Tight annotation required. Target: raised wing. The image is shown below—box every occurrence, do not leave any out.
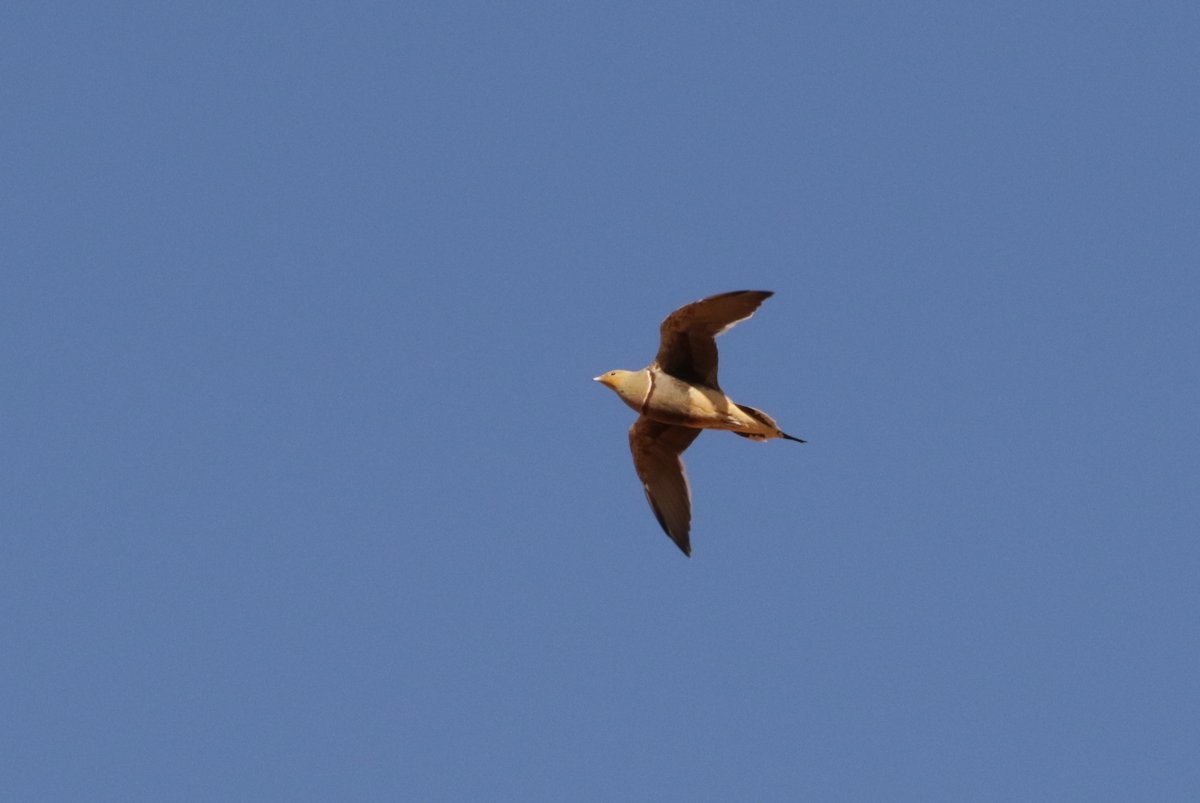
[653,290,773,388]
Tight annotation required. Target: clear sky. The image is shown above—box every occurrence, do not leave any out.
[5,2,1199,800]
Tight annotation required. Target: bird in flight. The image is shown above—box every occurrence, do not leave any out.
[594,290,804,556]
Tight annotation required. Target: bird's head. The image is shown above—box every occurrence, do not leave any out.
[593,369,650,410]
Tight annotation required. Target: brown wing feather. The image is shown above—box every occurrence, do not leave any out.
[628,417,703,556]
[653,290,773,388]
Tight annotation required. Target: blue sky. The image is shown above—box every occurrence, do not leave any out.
[4,2,1199,800]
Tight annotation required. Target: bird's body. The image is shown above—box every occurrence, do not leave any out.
[597,367,791,440]
[594,290,803,556]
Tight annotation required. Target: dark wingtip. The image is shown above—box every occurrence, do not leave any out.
[650,499,692,556]
[782,433,806,443]
[718,289,773,302]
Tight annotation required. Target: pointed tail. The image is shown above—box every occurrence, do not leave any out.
[735,403,806,443]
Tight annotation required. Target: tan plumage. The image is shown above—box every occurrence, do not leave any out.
[594,290,804,556]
